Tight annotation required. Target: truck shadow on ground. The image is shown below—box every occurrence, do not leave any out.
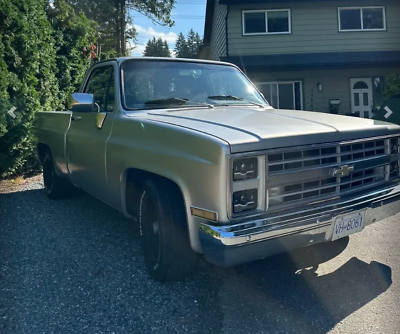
[0,188,392,334]
[208,241,392,333]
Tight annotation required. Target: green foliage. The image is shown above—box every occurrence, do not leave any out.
[129,0,175,27]
[174,32,190,58]
[65,0,176,56]
[383,74,400,100]
[65,0,121,56]
[46,0,97,106]
[0,0,96,177]
[85,66,115,112]
[186,29,202,58]
[163,41,171,56]
[0,0,59,176]
[174,30,203,59]
[143,37,171,57]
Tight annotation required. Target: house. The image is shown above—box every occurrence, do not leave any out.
[200,0,400,117]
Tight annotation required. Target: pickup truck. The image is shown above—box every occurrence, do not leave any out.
[33,57,400,281]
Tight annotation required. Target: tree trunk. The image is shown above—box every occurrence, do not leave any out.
[114,0,121,55]
[120,0,126,56]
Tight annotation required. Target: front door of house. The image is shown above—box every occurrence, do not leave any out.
[350,78,373,118]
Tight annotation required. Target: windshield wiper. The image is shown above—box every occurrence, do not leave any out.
[145,97,189,105]
[144,97,214,108]
[207,95,265,108]
[207,95,243,101]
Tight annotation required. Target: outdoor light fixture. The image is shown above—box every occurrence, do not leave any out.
[317,83,322,91]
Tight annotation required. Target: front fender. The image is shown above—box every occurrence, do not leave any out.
[105,116,230,252]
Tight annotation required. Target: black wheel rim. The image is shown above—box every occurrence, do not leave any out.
[145,200,160,264]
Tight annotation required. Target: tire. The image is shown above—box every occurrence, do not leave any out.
[43,149,74,200]
[139,179,197,281]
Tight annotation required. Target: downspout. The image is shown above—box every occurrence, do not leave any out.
[225,4,230,57]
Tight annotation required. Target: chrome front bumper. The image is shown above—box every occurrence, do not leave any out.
[199,186,400,267]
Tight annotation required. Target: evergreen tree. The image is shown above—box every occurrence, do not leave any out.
[0,0,96,176]
[186,29,197,58]
[163,40,171,57]
[174,32,190,58]
[186,29,203,59]
[65,0,176,57]
[143,37,156,56]
[46,0,97,105]
[155,38,165,56]
[194,32,203,57]
[143,37,171,57]
[0,0,60,176]
[174,30,202,58]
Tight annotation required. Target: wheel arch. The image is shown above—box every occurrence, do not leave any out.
[36,142,50,165]
[123,167,202,254]
[123,168,190,221]
[36,143,66,178]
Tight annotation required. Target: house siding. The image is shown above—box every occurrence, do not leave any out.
[209,0,228,60]
[228,0,400,56]
[248,67,400,113]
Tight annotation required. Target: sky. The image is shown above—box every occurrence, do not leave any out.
[130,0,207,56]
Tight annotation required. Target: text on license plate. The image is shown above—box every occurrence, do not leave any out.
[332,210,366,241]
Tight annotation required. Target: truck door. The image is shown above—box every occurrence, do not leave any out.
[66,62,117,199]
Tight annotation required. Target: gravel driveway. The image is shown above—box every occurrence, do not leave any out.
[1,176,400,334]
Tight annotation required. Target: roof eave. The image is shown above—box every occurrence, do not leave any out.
[221,51,400,71]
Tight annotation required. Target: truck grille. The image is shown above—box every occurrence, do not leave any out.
[267,137,400,210]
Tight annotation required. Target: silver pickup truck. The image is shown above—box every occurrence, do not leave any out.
[33,57,400,281]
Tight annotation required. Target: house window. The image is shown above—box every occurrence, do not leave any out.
[243,9,291,35]
[257,81,303,110]
[338,7,386,31]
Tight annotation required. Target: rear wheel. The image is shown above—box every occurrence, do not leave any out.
[139,179,197,281]
[43,150,74,199]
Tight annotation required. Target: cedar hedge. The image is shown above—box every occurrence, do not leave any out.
[0,0,96,177]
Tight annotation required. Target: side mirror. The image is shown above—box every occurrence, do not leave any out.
[68,93,95,113]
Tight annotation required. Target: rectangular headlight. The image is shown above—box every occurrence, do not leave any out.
[233,189,258,213]
[233,158,258,181]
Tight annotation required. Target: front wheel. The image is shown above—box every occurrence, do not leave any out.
[139,179,197,281]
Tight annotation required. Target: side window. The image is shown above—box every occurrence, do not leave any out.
[84,66,115,112]
[105,75,115,112]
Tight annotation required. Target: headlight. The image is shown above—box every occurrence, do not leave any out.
[233,189,258,213]
[233,158,258,181]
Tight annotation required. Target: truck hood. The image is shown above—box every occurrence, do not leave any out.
[141,107,400,153]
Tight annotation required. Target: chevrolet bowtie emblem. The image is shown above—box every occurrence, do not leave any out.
[333,165,354,177]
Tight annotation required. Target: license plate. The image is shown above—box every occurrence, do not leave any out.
[331,210,366,241]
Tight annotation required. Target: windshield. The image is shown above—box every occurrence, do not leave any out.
[121,60,268,110]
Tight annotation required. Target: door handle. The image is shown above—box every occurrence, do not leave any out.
[71,115,82,121]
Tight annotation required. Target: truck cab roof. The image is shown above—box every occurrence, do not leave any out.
[94,56,234,67]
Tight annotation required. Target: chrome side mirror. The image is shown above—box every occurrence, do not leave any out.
[68,93,95,113]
